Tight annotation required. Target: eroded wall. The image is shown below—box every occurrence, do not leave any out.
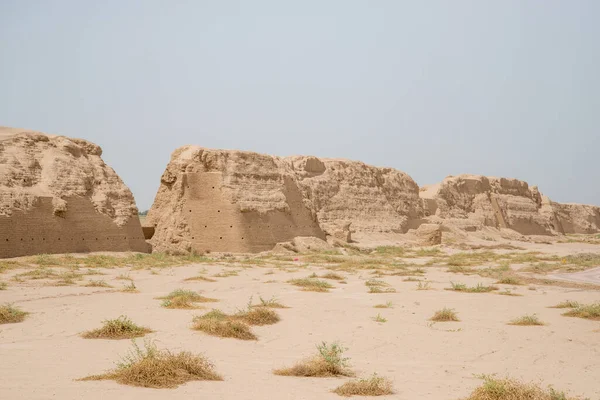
[0,196,148,258]
[183,172,325,253]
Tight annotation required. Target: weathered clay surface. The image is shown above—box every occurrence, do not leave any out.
[147,147,422,253]
[0,126,148,258]
[420,174,600,236]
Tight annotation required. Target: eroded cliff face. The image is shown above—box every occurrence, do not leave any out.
[0,126,148,258]
[420,174,600,236]
[147,147,423,253]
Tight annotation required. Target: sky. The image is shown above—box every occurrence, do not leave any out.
[1,1,598,210]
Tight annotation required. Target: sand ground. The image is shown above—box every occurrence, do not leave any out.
[1,243,599,399]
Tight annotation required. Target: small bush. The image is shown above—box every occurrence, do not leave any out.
[80,340,222,388]
[373,302,393,309]
[417,281,431,290]
[430,308,460,322]
[0,303,28,324]
[496,276,523,285]
[192,310,257,340]
[321,272,345,281]
[121,282,138,293]
[184,275,217,282]
[82,316,152,339]
[253,295,288,309]
[158,289,217,309]
[85,280,112,288]
[562,303,600,320]
[288,278,333,292]
[447,282,498,293]
[274,342,353,377]
[333,374,394,397]
[464,376,577,400]
[508,314,545,326]
[0,282,7,290]
[234,307,280,326]
[550,300,581,309]
[372,314,387,323]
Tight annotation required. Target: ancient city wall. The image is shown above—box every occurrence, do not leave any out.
[0,127,148,258]
[0,196,147,258]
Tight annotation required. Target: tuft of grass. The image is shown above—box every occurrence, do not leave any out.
[414,248,442,257]
[192,310,257,340]
[80,340,222,388]
[446,282,498,293]
[0,303,28,324]
[508,314,545,326]
[497,289,522,297]
[288,278,334,292]
[332,374,394,397]
[273,342,354,377]
[81,316,153,339]
[417,281,432,290]
[368,286,396,293]
[430,308,460,322]
[321,272,346,281]
[374,246,409,257]
[447,265,476,274]
[550,300,581,309]
[253,295,289,309]
[464,375,578,400]
[184,275,217,282]
[116,273,132,281]
[121,282,138,293]
[403,277,421,282]
[496,276,523,285]
[213,270,239,278]
[234,307,280,326]
[0,282,7,290]
[562,303,600,320]
[373,302,393,309]
[158,289,218,309]
[372,314,387,323]
[85,280,112,288]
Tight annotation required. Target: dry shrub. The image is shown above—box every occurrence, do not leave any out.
[288,278,333,292]
[184,275,217,282]
[0,303,28,324]
[80,340,222,388]
[496,276,523,285]
[550,300,581,309]
[447,282,498,293]
[85,280,112,288]
[333,374,394,397]
[464,376,578,400]
[234,307,280,326]
[374,302,393,309]
[252,295,289,309]
[508,314,545,326]
[430,308,460,322]
[274,342,354,377]
[562,303,600,320]
[0,282,7,290]
[82,316,152,339]
[192,310,257,340]
[158,289,218,309]
[321,272,345,281]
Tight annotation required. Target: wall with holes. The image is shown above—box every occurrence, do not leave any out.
[0,196,149,258]
[183,172,325,253]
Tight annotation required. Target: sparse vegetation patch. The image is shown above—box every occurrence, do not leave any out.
[508,314,545,326]
[192,310,257,340]
[464,375,578,400]
[333,374,394,397]
[288,277,334,292]
[158,289,218,309]
[0,303,28,324]
[562,303,600,320]
[274,342,354,377]
[446,282,498,293]
[80,340,222,388]
[430,308,460,322]
[81,316,152,339]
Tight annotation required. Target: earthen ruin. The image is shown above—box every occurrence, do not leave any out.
[146,146,600,254]
[0,127,148,258]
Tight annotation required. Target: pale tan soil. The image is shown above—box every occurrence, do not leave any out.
[1,243,599,399]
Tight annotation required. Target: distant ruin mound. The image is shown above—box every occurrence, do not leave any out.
[420,174,600,235]
[0,126,149,258]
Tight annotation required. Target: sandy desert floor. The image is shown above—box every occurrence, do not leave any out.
[1,241,599,400]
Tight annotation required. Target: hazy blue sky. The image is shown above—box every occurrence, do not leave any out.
[1,1,598,210]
